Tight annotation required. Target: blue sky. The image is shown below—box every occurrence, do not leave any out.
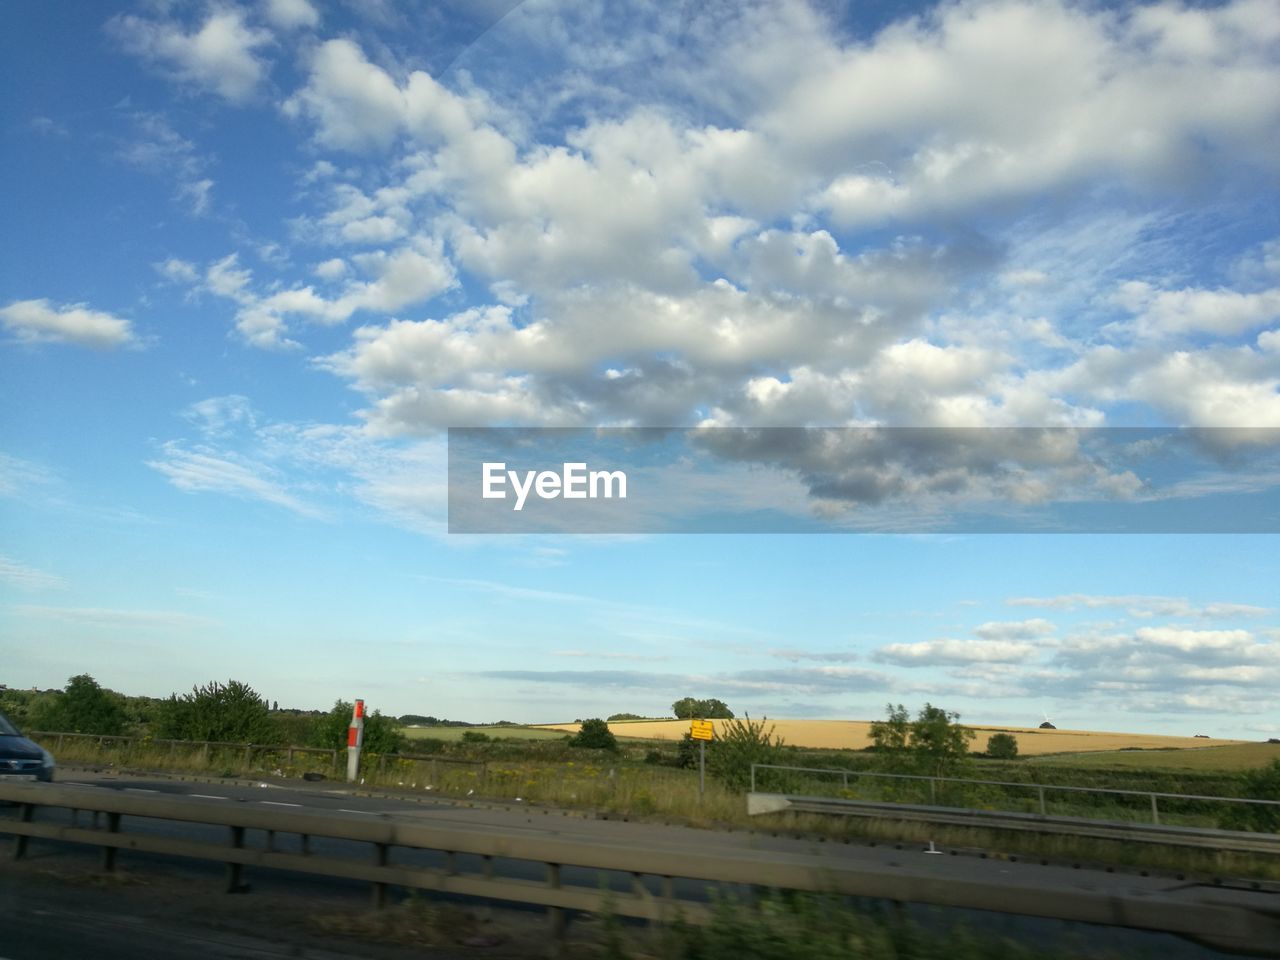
[2,0,1279,737]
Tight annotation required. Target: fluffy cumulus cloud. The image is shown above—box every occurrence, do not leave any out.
[134,0,1280,522]
[253,0,1280,445]
[0,299,137,349]
[868,610,1280,713]
[108,8,273,102]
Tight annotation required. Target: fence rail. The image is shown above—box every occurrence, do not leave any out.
[4,782,1280,954]
[750,762,1280,826]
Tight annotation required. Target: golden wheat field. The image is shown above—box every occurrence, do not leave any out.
[531,719,1249,756]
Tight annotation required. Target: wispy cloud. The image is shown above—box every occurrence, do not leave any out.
[1007,594,1272,619]
[10,605,217,629]
[147,441,326,519]
[0,556,67,592]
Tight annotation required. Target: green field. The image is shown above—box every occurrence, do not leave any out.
[1028,741,1280,771]
[402,725,569,742]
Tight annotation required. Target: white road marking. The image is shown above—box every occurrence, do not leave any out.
[61,781,94,787]
[338,808,375,815]
[124,787,158,793]
[260,801,301,808]
[191,794,228,800]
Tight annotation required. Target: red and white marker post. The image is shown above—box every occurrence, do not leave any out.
[346,699,365,782]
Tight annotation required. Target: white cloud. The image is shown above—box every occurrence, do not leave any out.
[1007,594,1272,618]
[873,637,1039,665]
[0,556,67,592]
[1115,280,1280,337]
[313,258,348,280]
[108,9,272,103]
[973,618,1056,641]
[117,113,216,216]
[0,299,137,349]
[155,258,199,283]
[147,441,324,518]
[282,39,410,151]
[11,605,215,629]
[262,0,319,31]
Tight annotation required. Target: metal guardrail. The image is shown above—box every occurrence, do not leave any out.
[747,793,1280,855]
[3,782,1280,954]
[750,762,1280,825]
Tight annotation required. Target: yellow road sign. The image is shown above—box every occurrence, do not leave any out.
[690,719,714,741]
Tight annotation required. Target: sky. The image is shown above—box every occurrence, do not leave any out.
[2,0,1279,738]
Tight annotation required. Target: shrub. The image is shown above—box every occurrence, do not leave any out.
[676,731,698,769]
[461,730,492,743]
[27,674,127,736]
[570,718,618,751]
[708,715,784,791]
[307,700,406,755]
[153,680,277,744]
[987,732,1019,760]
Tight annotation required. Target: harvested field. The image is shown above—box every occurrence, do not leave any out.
[530,719,1249,756]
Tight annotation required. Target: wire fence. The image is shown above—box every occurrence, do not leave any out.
[749,762,1280,829]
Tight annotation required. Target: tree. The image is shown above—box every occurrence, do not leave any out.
[153,680,278,744]
[671,697,734,719]
[868,702,975,777]
[307,701,405,755]
[910,703,976,778]
[987,732,1019,760]
[27,674,127,736]
[868,703,912,772]
[570,718,618,750]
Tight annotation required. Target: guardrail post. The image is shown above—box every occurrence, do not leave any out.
[102,812,121,872]
[226,826,246,893]
[750,764,756,793]
[11,803,34,860]
[929,779,937,805]
[842,771,849,791]
[547,862,566,951]
[371,842,388,908]
[377,754,386,779]
[1151,794,1160,825]
[1037,786,1047,815]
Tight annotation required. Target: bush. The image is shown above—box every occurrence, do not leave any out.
[461,730,491,743]
[153,680,277,744]
[708,715,784,791]
[307,700,406,755]
[677,732,698,769]
[570,718,618,751]
[987,732,1019,760]
[26,674,127,736]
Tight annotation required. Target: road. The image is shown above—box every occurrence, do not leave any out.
[2,768,1276,959]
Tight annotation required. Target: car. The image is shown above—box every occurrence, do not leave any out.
[0,711,55,782]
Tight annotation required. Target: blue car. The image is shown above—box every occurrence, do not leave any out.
[0,711,54,782]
